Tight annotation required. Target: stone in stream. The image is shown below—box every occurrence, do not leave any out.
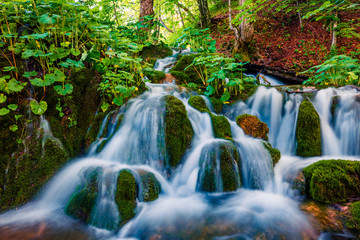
[235,114,269,141]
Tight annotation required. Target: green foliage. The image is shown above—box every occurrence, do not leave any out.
[296,100,322,157]
[301,55,360,87]
[347,201,360,231]
[164,95,194,167]
[174,27,216,53]
[30,101,48,115]
[303,160,360,203]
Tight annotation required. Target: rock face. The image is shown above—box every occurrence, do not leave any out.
[164,95,194,167]
[66,168,100,223]
[303,160,360,203]
[197,142,241,192]
[235,114,269,140]
[296,99,322,157]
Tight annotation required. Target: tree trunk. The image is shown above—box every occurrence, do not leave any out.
[177,4,185,27]
[139,0,154,21]
[331,12,338,49]
[196,0,211,28]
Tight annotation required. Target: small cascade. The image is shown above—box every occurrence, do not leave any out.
[153,50,178,73]
[39,116,64,155]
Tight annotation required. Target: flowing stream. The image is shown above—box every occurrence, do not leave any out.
[1,53,360,239]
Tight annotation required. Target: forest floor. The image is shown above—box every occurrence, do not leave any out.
[209,7,360,75]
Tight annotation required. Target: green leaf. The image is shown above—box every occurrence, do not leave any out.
[30,101,48,115]
[101,102,109,112]
[113,96,123,106]
[9,124,18,132]
[220,91,231,102]
[7,104,17,111]
[30,77,52,87]
[70,48,81,57]
[15,114,22,121]
[23,71,38,78]
[3,66,17,72]
[0,108,10,116]
[38,13,56,24]
[54,84,73,95]
[0,94,7,103]
[8,79,26,93]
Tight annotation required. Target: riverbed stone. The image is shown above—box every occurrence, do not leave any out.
[188,95,210,113]
[210,115,232,140]
[263,142,281,166]
[295,99,322,157]
[138,171,161,202]
[236,114,269,140]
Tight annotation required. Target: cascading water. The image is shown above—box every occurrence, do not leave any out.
[2,52,360,239]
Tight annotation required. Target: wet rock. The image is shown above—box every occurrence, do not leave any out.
[188,95,210,113]
[65,168,101,223]
[140,44,173,66]
[210,97,223,114]
[303,160,360,203]
[197,141,241,192]
[163,95,194,167]
[263,142,281,166]
[138,170,161,202]
[115,169,137,225]
[236,114,269,140]
[296,99,321,157]
[145,70,166,83]
[210,115,232,140]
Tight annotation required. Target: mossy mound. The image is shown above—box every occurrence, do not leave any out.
[138,171,161,202]
[197,142,241,192]
[115,169,137,225]
[303,160,360,203]
[188,95,210,113]
[295,100,322,157]
[210,115,232,140]
[210,97,223,114]
[263,142,281,166]
[236,114,269,140]
[347,201,360,232]
[65,168,100,223]
[163,95,194,167]
[140,44,173,66]
[145,70,166,83]
[170,54,203,85]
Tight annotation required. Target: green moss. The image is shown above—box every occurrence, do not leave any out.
[115,169,137,225]
[169,70,190,84]
[170,54,203,85]
[138,171,161,202]
[236,114,269,140]
[347,201,360,232]
[296,100,322,157]
[188,96,210,113]
[210,97,223,114]
[65,168,100,223]
[140,44,173,65]
[198,142,241,192]
[145,70,166,83]
[263,142,281,166]
[164,95,194,167]
[303,160,360,203]
[210,114,232,140]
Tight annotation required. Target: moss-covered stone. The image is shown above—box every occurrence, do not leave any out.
[347,201,360,232]
[210,97,223,114]
[145,70,166,83]
[164,95,194,167]
[263,142,281,166]
[210,115,232,140]
[138,171,161,202]
[236,114,269,140]
[115,169,137,225]
[188,95,210,113]
[330,95,339,118]
[140,44,173,66]
[295,100,322,157]
[303,160,360,203]
[170,54,203,85]
[197,142,241,192]
[65,168,100,223]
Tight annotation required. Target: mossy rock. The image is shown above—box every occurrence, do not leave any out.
[140,44,173,65]
[263,142,281,166]
[138,171,161,202]
[210,114,232,140]
[347,201,360,232]
[188,95,210,113]
[303,160,360,203]
[330,95,339,118]
[163,95,194,167]
[115,169,137,225]
[210,97,223,114]
[65,168,101,223]
[145,70,166,83]
[170,54,203,85]
[236,114,269,140]
[296,100,322,157]
[197,142,241,192]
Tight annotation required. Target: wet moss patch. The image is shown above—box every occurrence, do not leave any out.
[210,115,232,140]
[303,160,360,203]
[263,142,281,166]
[296,99,322,157]
[188,96,210,113]
[170,54,203,85]
[138,171,161,202]
[145,70,166,83]
[164,95,194,168]
[210,97,223,114]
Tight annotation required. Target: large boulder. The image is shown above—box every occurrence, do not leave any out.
[296,100,322,157]
[210,115,232,140]
[236,114,269,140]
[197,141,241,192]
[164,95,194,167]
[303,160,360,203]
